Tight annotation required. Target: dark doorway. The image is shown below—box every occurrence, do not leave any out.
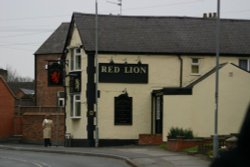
[152,94,163,134]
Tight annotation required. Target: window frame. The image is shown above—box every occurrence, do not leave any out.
[58,98,65,107]
[57,91,65,107]
[239,58,250,71]
[70,47,82,72]
[70,94,81,119]
[191,58,200,75]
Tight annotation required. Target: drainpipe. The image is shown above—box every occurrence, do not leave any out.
[151,92,154,134]
[178,55,183,87]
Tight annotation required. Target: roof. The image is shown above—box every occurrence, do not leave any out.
[20,88,35,95]
[0,76,16,98]
[153,63,249,95]
[186,63,227,88]
[7,82,34,95]
[185,63,250,87]
[72,12,250,55]
[35,23,70,55]
[152,87,192,96]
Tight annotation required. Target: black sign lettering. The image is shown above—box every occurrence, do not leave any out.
[99,63,148,83]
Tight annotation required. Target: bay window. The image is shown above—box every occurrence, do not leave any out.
[70,47,81,71]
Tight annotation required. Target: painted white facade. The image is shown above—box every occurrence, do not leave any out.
[64,22,250,144]
[65,25,88,139]
[163,64,250,141]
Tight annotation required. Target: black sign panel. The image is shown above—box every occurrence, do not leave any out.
[69,72,81,93]
[48,63,63,86]
[115,93,132,125]
[99,63,148,83]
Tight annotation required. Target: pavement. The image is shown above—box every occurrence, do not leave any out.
[0,143,211,167]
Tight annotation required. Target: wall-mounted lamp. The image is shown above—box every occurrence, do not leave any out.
[110,56,115,64]
[137,56,142,64]
[64,49,69,54]
[57,58,61,64]
[123,58,128,64]
[122,88,127,94]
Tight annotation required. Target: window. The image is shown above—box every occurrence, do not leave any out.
[70,48,81,71]
[239,59,250,71]
[58,98,65,107]
[191,58,200,74]
[70,94,81,118]
[57,91,65,107]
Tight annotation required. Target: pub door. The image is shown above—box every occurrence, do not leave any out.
[152,95,163,134]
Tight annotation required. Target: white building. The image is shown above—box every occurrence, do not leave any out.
[63,13,250,146]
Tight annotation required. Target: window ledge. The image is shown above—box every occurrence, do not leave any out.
[190,73,201,76]
[69,70,82,72]
[70,116,81,119]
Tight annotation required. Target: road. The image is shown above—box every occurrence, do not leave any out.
[0,149,130,167]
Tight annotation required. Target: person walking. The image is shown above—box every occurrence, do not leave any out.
[42,114,54,147]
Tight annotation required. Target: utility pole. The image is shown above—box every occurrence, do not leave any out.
[95,0,99,148]
[214,0,220,158]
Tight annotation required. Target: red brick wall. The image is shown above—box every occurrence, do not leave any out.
[0,79,15,139]
[167,139,204,152]
[139,134,163,145]
[13,116,22,135]
[35,54,64,107]
[22,111,65,145]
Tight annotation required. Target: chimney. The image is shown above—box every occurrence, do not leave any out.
[209,13,213,18]
[203,13,208,18]
[203,12,217,19]
[0,69,8,81]
[213,12,217,18]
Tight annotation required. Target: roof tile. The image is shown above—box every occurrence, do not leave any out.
[73,12,250,55]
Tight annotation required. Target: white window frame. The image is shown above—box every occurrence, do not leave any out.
[191,58,200,75]
[70,94,81,119]
[239,58,250,71]
[57,91,65,107]
[58,98,65,107]
[70,47,81,71]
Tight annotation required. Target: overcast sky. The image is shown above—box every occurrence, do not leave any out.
[1,0,250,79]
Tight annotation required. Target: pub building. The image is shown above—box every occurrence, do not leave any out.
[62,12,250,146]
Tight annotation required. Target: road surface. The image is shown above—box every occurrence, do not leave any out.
[0,149,130,167]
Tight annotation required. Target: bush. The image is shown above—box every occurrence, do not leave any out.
[168,127,194,139]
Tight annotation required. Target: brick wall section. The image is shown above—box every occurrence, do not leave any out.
[139,134,163,145]
[0,78,15,140]
[22,111,65,145]
[35,54,64,106]
[13,116,22,135]
[167,139,204,152]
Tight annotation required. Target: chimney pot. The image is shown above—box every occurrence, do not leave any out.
[213,12,217,18]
